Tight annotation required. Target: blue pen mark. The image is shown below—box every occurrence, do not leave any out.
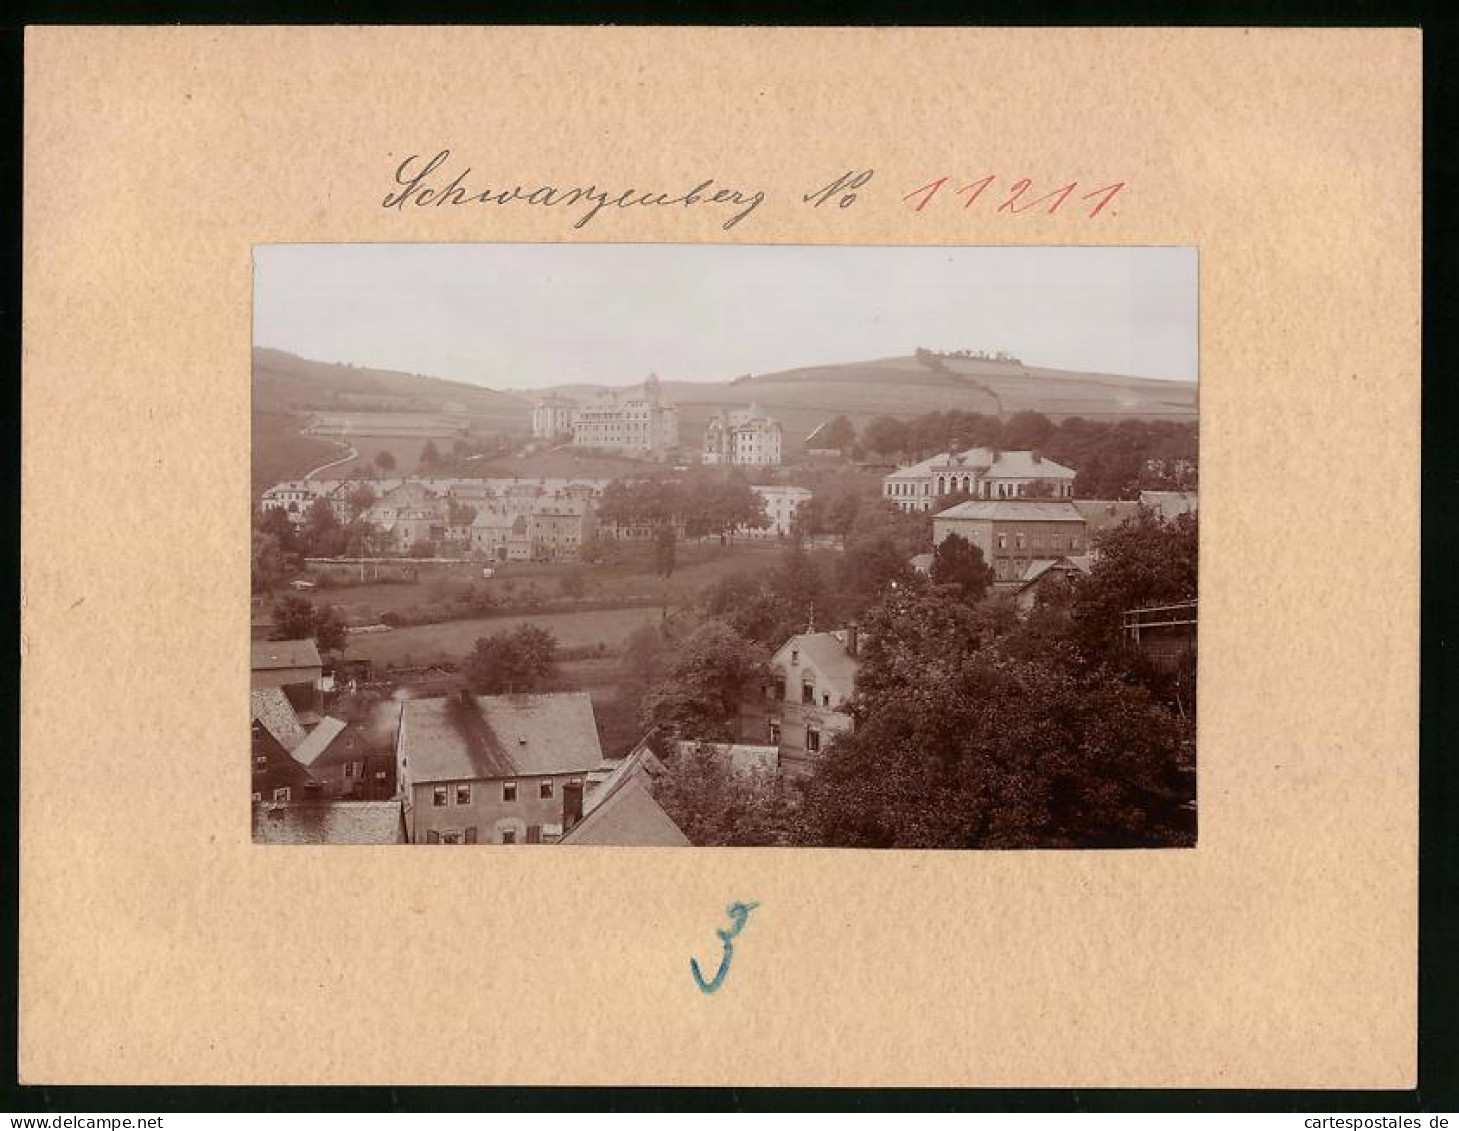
[690,901,760,994]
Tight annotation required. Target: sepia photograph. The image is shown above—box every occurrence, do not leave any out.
[251,243,1198,849]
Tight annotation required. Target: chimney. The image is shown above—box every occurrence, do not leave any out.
[845,624,859,657]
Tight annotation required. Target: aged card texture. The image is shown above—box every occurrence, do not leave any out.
[20,26,1420,1086]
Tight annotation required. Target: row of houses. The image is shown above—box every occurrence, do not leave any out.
[250,643,691,846]
[263,473,817,554]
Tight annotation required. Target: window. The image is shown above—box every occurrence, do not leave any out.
[822,692,831,707]
[802,682,815,704]
[806,727,822,754]
[253,754,267,772]
[251,792,262,802]
[344,761,357,779]
[768,720,781,743]
[502,782,517,802]
[781,678,790,700]
[433,786,448,807]
[527,825,542,844]
[790,649,799,665]
[997,533,1008,549]
[273,787,291,802]
[456,783,471,805]
[426,830,440,844]
[540,781,554,800]
[464,827,478,844]
[501,830,518,845]
[1015,532,1026,550]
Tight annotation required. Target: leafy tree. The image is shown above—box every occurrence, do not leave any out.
[464,624,560,694]
[270,594,346,653]
[793,647,1194,849]
[407,538,435,558]
[862,415,910,460]
[929,533,995,604]
[817,415,856,451]
[1000,410,1055,451]
[446,498,478,526]
[347,484,377,518]
[271,594,318,641]
[654,743,798,847]
[312,605,347,654]
[654,524,677,578]
[251,529,290,594]
[836,531,917,612]
[1069,510,1198,657]
[642,621,770,739]
[374,449,396,472]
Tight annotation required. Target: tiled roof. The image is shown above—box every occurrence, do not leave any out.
[291,716,348,768]
[884,453,949,480]
[935,500,1086,523]
[252,801,405,845]
[310,719,386,769]
[1139,490,1199,519]
[250,688,306,753]
[1018,556,1093,586]
[399,691,603,784]
[1074,500,1144,532]
[985,451,1076,479]
[562,751,689,847]
[674,741,778,775]
[774,631,860,699]
[251,638,322,671]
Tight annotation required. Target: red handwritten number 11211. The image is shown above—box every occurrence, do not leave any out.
[903,176,1125,218]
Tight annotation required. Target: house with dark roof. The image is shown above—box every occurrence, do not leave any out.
[933,499,1089,583]
[395,690,605,844]
[251,717,314,803]
[560,747,690,847]
[297,718,398,801]
[738,628,862,777]
[252,801,406,845]
[251,638,324,717]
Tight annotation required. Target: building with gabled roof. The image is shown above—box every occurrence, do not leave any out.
[395,690,605,845]
[933,499,1089,584]
[251,638,324,717]
[738,627,862,777]
[561,747,690,847]
[251,717,314,803]
[250,687,307,753]
[883,447,1076,512]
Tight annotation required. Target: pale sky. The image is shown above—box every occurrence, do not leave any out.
[253,244,1197,390]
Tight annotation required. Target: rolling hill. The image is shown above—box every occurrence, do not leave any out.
[252,347,1196,490]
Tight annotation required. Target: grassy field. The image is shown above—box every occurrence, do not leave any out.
[308,539,795,624]
[340,606,665,667]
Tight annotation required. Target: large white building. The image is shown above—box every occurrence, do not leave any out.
[703,403,783,467]
[745,485,812,538]
[531,393,579,440]
[883,447,1076,512]
[570,374,679,457]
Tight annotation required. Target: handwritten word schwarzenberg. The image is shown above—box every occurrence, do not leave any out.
[383,150,766,231]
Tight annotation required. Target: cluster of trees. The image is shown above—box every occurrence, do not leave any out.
[251,493,385,593]
[270,593,347,654]
[632,506,1198,850]
[822,410,1197,501]
[463,624,560,694]
[595,470,770,542]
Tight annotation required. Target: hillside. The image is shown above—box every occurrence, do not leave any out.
[531,353,1196,453]
[253,348,1197,492]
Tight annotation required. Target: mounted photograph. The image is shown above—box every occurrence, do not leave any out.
[250,243,1199,849]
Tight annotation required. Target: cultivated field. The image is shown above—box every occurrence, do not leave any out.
[340,606,664,667]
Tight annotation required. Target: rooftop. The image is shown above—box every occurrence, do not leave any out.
[775,630,860,694]
[251,638,322,672]
[561,750,690,847]
[290,716,348,768]
[935,500,1086,523]
[399,691,603,784]
[252,801,405,845]
[250,688,306,753]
